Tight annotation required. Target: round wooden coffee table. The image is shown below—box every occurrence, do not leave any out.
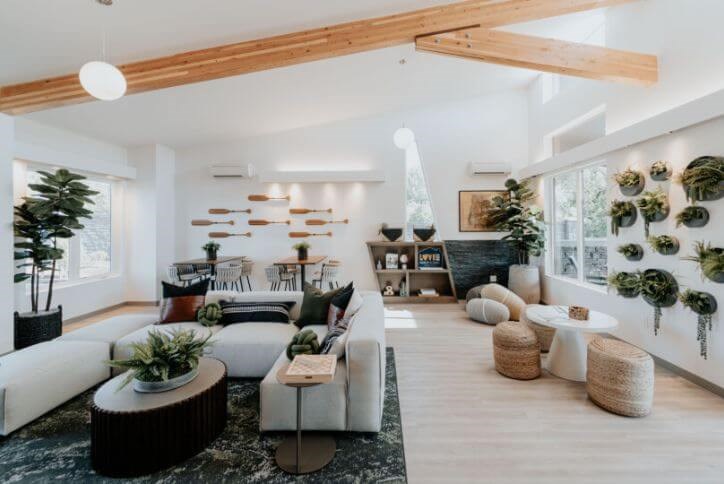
[91,358,227,477]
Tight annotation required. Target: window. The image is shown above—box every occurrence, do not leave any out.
[26,170,114,282]
[548,162,608,286]
[404,139,435,238]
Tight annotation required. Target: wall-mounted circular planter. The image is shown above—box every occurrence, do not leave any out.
[618,244,644,261]
[707,248,724,283]
[650,161,672,181]
[610,201,637,236]
[618,286,641,298]
[641,269,679,308]
[619,175,645,196]
[681,156,724,202]
[677,206,710,228]
[649,236,680,256]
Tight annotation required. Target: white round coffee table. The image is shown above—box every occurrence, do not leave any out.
[525,305,618,382]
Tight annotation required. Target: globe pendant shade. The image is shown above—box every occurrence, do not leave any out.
[79,61,127,101]
[393,127,415,149]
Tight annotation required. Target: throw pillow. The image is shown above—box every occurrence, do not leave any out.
[327,282,355,329]
[219,301,295,326]
[197,302,223,327]
[320,311,358,359]
[159,279,210,324]
[341,289,364,324]
[296,283,342,328]
[286,329,320,360]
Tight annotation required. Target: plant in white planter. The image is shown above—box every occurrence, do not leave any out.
[489,178,545,304]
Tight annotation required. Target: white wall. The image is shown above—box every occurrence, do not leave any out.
[175,91,528,291]
[0,114,15,354]
[542,115,724,388]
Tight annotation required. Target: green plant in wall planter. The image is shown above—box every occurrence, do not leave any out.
[617,243,644,261]
[650,160,672,181]
[682,241,724,283]
[609,200,637,236]
[607,271,641,298]
[640,269,679,336]
[647,235,680,256]
[675,206,710,228]
[636,187,669,237]
[614,168,645,196]
[678,156,724,203]
[679,289,718,360]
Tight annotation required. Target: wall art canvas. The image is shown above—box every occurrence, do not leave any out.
[458,190,504,232]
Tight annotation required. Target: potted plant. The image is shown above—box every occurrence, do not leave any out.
[293,241,310,261]
[617,243,644,261]
[640,269,678,336]
[13,169,98,350]
[647,235,680,255]
[107,329,213,392]
[607,271,641,298]
[682,241,724,283]
[609,200,637,236]
[379,223,403,242]
[413,225,436,242]
[614,168,645,196]
[202,241,220,260]
[675,205,709,228]
[678,156,724,203]
[488,178,545,304]
[650,160,672,181]
[636,188,669,237]
[679,289,718,360]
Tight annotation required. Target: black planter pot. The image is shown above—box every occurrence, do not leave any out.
[413,228,436,242]
[14,306,63,350]
[624,244,644,261]
[381,228,403,242]
[654,237,680,256]
[617,287,641,298]
[620,176,645,196]
[297,247,308,261]
[641,270,678,308]
[206,249,217,261]
[680,207,710,228]
[682,156,724,202]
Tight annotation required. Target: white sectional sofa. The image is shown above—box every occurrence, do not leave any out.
[0,290,386,436]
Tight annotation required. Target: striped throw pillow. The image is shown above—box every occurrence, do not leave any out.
[219,301,295,325]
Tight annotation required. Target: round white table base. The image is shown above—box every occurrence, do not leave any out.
[545,329,588,382]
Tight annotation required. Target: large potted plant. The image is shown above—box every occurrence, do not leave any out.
[489,178,545,304]
[13,169,98,349]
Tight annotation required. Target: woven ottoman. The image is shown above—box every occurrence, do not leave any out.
[521,305,555,353]
[492,321,541,380]
[586,338,654,417]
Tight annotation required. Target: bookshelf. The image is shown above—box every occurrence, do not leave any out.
[366,241,457,303]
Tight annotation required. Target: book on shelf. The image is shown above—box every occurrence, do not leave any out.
[418,288,439,297]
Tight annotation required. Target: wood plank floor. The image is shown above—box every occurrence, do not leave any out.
[68,302,724,483]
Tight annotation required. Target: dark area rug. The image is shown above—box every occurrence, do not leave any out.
[0,348,405,483]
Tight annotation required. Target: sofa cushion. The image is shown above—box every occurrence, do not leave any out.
[160,280,210,324]
[57,312,159,351]
[112,322,221,362]
[207,322,299,377]
[296,283,341,328]
[209,291,304,321]
[219,301,296,326]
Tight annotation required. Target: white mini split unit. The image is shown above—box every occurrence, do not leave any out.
[209,164,256,178]
[469,162,512,176]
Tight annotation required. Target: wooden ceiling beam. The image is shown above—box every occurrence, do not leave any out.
[416,28,658,86]
[0,0,638,114]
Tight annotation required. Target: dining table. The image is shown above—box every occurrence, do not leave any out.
[274,255,327,288]
[174,256,244,290]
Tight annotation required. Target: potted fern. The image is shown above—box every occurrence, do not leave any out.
[609,200,637,236]
[617,243,644,261]
[614,168,645,196]
[640,269,678,336]
[607,271,641,298]
[13,169,98,349]
[650,160,672,181]
[675,206,709,228]
[679,289,718,360]
[682,241,724,283]
[636,188,669,237]
[647,235,680,255]
[488,178,545,304]
[679,156,724,203]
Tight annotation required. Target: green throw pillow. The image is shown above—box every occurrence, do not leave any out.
[197,302,222,327]
[295,283,342,328]
[286,329,320,360]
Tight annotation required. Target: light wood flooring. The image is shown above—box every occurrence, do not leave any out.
[68,303,724,483]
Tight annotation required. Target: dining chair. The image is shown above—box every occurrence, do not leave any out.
[280,265,297,291]
[312,263,340,290]
[240,260,254,291]
[215,266,243,291]
[265,266,282,291]
[168,265,200,286]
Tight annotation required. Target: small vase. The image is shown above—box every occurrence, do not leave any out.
[508,264,540,304]
[133,367,199,393]
[297,247,308,261]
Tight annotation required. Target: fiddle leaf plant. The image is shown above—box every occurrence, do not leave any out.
[636,188,668,237]
[679,289,718,360]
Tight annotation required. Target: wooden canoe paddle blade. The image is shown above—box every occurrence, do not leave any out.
[305,219,349,225]
[289,208,333,214]
[248,219,291,225]
[248,194,291,202]
[288,231,333,238]
[208,208,252,214]
[192,219,234,226]
[208,232,252,238]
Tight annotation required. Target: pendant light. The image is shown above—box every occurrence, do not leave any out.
[393,127,415,150]
[79,0,126,101]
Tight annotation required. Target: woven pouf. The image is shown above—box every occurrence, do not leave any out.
[520,305,555,353]
[466,298,510,325]
[480,284,526,321]
[492,321,541,380]
[586,338,654,417]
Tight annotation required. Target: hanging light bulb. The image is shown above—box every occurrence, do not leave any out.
[393,127,415,150]
[79,1,126,101]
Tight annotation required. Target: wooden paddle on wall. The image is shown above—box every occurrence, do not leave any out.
[289,232,333,238]
[209,232,252,238]
[192,219,234,226]
[208,208,252,214]
[305,219,349,225]
[248,195,291,202]
[248,219,291,225]
[289,208,332,214]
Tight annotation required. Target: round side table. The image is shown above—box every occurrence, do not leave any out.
[91,358,227,477]
[275,364,336,475]
[525,305,618,382]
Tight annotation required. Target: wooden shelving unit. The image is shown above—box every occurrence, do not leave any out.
[366,241,457,303]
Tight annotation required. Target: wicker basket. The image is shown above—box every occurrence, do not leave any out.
[492,321,541,380]
[520,305,555,353]
[586,337,654,417]
[14,306,63,350]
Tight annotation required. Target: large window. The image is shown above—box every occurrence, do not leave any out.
[548,162,608,286]
[404,139,435,237]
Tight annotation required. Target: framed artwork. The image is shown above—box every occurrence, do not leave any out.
[385,252,399,270]
[458,190,504,232]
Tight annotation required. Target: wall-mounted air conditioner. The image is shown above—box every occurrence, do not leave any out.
[469,162,512,176]
[209,164,256,178]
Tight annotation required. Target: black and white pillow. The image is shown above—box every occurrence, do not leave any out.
[219,301,295,326]
[320,326,348,358]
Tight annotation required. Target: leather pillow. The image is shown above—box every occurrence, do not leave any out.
[159,279,210,324]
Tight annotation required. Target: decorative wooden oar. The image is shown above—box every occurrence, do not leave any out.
[248,219,291,226]
[209,232,252,238]
[248,194,291,202]
[289,208,333,214]
[305,219,349,225]
[208,208,252,214]
[289,231,333,238]
[192,219,234,226]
